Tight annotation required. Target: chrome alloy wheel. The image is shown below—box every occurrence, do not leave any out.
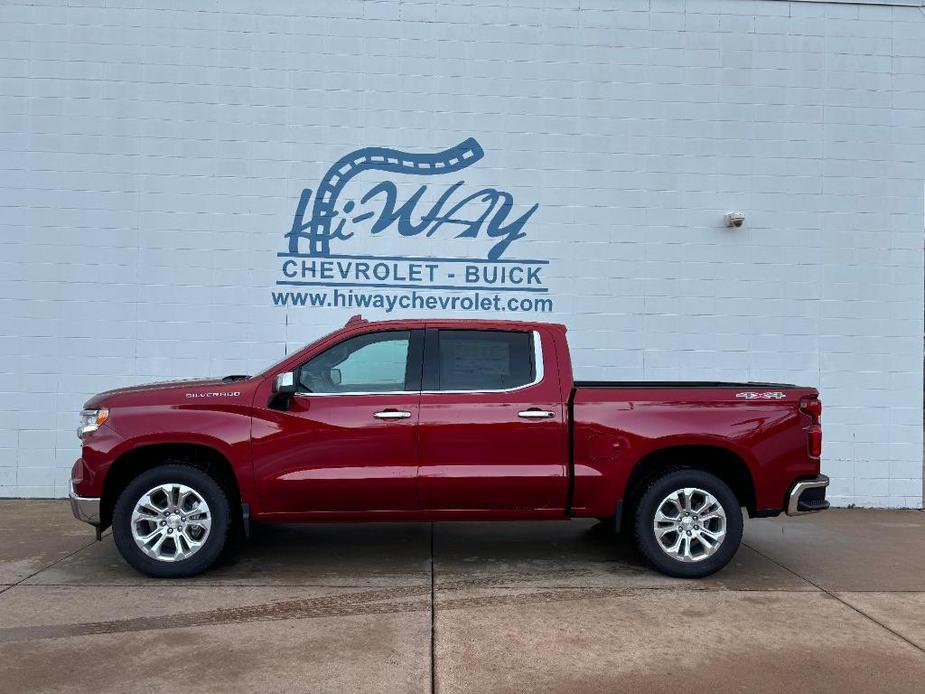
[130,483,212,562]
[653,487,727,563]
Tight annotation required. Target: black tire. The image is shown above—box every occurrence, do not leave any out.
[633,469,743,578]
[112,464,231,578]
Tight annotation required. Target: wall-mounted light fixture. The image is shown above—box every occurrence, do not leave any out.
[724,211,746,228]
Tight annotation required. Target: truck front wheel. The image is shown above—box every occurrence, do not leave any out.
[112,464,231,578]
[633,469,743,578]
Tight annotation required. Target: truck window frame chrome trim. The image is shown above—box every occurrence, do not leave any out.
[292,328,423,397]
[293,329,544,397]
[422,329,543,395]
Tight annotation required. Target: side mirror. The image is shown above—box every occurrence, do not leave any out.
[273,371,297,395]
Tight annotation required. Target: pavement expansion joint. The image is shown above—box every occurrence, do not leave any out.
[743,541,925,658]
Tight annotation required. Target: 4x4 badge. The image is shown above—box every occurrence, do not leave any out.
[736,391,786,400]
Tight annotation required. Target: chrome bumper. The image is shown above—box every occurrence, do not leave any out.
[786,474,830,516]
[69,491,101,526]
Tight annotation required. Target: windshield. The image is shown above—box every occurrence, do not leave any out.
[257,327,341,377]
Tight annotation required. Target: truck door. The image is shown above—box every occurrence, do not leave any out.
[417,327,569,512]
[252,329,423,513]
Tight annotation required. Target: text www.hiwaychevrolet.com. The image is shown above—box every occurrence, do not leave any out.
[273,255,554,314]
[272,288,553,313]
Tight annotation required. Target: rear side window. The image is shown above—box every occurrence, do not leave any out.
[436,330,535,391]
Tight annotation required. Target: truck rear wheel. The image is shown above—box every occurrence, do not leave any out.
[633,469,743,578]
[112,464,231,578]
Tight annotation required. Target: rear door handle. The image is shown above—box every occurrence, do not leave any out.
[518,409,556,419]
[373,410,412,420]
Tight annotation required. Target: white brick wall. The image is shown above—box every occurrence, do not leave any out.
[0,0,923,507]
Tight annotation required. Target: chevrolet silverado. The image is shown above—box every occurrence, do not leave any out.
[70,316,828,578]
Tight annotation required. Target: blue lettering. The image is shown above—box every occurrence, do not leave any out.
[426,189,497,239]
[373,263,390,281]
[483,194,538,260]
[362,182,429,237]
[283,139,540,261]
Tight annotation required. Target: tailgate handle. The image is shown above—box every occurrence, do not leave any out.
[373,410,412,420]
[518,409,555,419]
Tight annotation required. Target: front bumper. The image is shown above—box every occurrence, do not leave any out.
[69,490,101,526]
[786,474,830,516]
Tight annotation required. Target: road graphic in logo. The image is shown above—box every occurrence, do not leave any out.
[273,138,553,314]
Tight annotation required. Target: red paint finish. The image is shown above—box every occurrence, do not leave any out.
[74,318,823,528]
[417,326,569,512]
[74,379,258,505]
[251,391,420,514]
[570,388,819,517]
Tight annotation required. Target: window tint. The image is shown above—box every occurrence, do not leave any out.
[436,330,535,391]
[298,331,410,393]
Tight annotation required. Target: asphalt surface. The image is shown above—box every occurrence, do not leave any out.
[1,501,924,693]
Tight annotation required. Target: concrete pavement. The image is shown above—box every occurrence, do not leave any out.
[1,502,924,693]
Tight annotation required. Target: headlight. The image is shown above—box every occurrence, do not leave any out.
[78,409,109,439]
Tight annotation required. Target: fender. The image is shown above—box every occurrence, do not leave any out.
[572,432,760,519]
[628,433,760,472]
[78,406,255,505]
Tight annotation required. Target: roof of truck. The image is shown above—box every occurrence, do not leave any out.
[342,314,567,332]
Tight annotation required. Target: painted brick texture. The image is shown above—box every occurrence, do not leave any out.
[0,0,923,506]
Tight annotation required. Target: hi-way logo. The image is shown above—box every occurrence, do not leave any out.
[273,138,554,314]
[284,138,537,260]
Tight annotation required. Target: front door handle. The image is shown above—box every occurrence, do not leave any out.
[373,410,412,420]
[518,409,556,419]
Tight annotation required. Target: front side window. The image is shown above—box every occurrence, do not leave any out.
[436,330,535,391]
[298,331,411,393]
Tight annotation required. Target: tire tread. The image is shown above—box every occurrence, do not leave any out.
[632,468,743,579]
[111,462,231,578]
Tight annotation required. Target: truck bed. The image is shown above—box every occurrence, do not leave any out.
[568,380,819,518]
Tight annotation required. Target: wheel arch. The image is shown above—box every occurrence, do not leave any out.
[619,444,756,531]
[100,442,242,531]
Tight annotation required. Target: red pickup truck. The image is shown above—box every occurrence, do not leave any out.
[70,316,828,579]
